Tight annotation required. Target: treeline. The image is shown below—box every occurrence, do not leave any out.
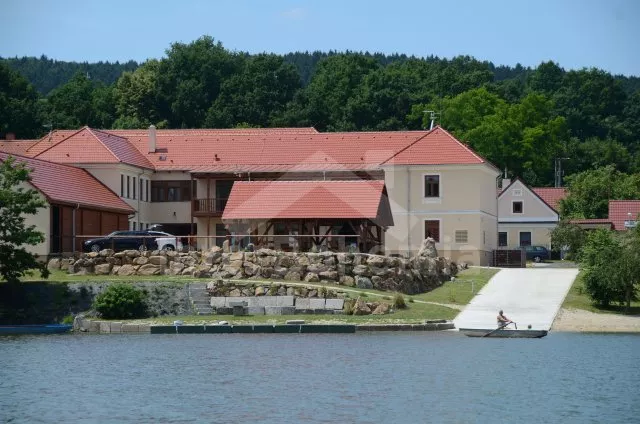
[1,36,639,190]
[0,55,138,95]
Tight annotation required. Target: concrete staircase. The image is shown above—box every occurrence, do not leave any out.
[188,283,213,315]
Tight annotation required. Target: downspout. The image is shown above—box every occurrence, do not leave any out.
[72,203,79,254]
[137,172,143,229]
[407,166,411,256]
[495,175,500,266]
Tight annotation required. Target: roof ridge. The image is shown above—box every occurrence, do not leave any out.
[1,150,92,172]
[30,127,87,156]
[85,128,125,163]
[379,127,436,165]
[435,126,498,170]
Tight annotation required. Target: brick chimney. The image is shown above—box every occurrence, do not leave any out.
[5,132,15,140]
[148,125,156,153]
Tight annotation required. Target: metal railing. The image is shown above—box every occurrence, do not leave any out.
[47,234,376,256]
[192,198,228,215]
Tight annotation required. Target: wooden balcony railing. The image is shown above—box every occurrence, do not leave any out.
[192,198,228,216]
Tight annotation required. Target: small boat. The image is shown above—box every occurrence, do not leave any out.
[0,324,73,335]
[459,328,548,338]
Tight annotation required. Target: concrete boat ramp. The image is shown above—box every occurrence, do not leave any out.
[453,268,579,331]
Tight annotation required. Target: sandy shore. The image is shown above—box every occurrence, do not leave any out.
[552,308,640,333]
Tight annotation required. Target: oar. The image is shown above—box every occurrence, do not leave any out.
[482,322,514,337]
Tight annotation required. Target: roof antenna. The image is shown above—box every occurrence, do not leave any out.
[424,110,439,130]
[43,123,53,142]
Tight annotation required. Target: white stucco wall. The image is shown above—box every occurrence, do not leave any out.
[382,164,499,265]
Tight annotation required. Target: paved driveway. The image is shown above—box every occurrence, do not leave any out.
[453,268,579,331]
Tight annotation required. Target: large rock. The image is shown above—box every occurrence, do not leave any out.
[256,248,277,256]
[47,258,61,271]
[352,298,371,315]
[229,252,244,262]
[304,272,320,282]
[352,265,371,276]
[169,262,185,275]
[133,256,149,265]
[336,253,353,264]
[371,302,390,315]
[307,263,327,274]
[366,255,385,267]
[204,247,223,265]
[94,263,112,275]
[284,271,302,281]
[244,262,261,276]
[124,250,140,258]
[417,237,438,258]
[319,271,338,281]
[148,256,168,266]
[117,264,136,276]
[340,276,355,287]
[258,255,277,268]
[355,276,373,289]
[138,264,161,276]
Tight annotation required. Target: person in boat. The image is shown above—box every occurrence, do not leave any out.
[496,310,512,328]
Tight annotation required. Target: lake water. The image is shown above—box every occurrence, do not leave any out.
[1,332,639,423]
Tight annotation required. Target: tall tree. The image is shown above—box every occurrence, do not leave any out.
[559,166,640,219]
[44,72,116,129]
[156,36,243,128]
[205,54,301,128]
[113,60,162,128]
[278,54,379,131]
[0,156,49,283]
[0,63,42,138]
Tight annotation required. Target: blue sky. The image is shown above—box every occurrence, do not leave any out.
[2,0,639,76]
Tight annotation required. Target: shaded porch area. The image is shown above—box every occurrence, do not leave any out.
[221,180,393,253]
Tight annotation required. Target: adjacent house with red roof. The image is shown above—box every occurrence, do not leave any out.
[0,152,134,258]
[1,125,500,264]
[497,178,565,249]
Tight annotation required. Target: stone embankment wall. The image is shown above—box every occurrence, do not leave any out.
[0,282,191,325]
[48,239,457,295]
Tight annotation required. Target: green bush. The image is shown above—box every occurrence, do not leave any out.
[93,283,148,319]
[393,292,407,309]
[318,286,328,298]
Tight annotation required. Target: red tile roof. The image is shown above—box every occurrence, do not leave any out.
[532,187,567,212]
[34,128,153,169]
[381,127,496,168]
[18,125,495,173]
[0,140,39,156]
[0,152,134,214]
[222,180,386,220]
[608,200,640,230]
[123,130,428,172]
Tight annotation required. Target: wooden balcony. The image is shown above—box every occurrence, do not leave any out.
[192,198,228,217]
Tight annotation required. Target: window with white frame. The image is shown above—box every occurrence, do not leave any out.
[424,175,440,198]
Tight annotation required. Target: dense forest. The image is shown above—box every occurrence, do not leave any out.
[1,35,640,214]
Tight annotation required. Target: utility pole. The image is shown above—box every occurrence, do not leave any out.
[554,157,569,188]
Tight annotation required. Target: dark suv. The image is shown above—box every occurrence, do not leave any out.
[521,245,550,263]
[83,230,176,253]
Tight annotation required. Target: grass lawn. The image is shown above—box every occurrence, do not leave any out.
[128,301,458,325]
[562,270,640,315]
[409,267,499,305]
